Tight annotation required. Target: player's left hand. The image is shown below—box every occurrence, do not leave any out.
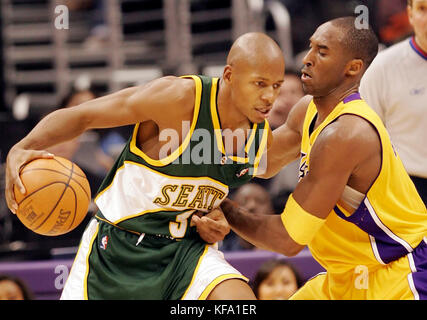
[191,207,230,244]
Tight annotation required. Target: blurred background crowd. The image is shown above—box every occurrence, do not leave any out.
[0,0,417,298]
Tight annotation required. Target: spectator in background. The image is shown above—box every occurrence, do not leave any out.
[83,0,110,50]
[46,88,108,198]
[0,274,34,300]
[220,183,274,251]
[65,0,109,50]
[251,259,303,300]
[376,0,413,45]
[267,70,304,212]
[267,70,303,130]
[360,0,427,205]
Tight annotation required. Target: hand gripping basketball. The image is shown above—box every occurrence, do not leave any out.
[11,155,91,236]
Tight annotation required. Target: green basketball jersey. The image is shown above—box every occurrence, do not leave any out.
[94,75,270,239]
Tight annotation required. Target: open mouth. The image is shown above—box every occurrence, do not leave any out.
[255,107,272,118]
[301,68,312,82]
[301,71,312,81]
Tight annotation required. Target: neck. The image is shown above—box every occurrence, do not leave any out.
[312,84,359,121]
[217,78,250,130]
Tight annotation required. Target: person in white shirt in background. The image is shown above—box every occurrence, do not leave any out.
[360,0,427,205]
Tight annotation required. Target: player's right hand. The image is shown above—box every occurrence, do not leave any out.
[191,207,230,244]
[5,146,54,214]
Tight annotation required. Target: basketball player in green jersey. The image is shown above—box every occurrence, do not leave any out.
[5,32,285,299]
[219,17,427,299]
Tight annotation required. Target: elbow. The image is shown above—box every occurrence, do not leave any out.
[51,107,90,131]
[282,246,302,257]
[276,239,304,257]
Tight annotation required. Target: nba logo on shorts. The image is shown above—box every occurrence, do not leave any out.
[100,235,108,250]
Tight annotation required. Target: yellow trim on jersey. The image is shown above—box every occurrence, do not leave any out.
[210,78,224,154]
[115,208,195,226]
[125,160,229,189]
[252,120,270,177]
[63,221,93,295]
[94,160,229,204]
[181,245,210,300]
[245,122,258,154]
[84,223,99,300]
[198,273,249,300]
[129,75,203,167]
[209,77,258,162]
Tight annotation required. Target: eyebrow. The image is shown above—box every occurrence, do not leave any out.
[309,38,329,50]
[317,44,329,50]
[254,77,284,83]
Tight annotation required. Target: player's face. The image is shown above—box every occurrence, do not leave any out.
[408,0,427,50]
[257,266,299,300]
[229,59,284,124]
[301,23,350,97]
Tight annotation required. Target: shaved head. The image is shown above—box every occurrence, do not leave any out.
[227,32,285,71]
[221,32,285,124]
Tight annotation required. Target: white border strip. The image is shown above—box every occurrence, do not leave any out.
[364,198,413,253]
[407,253,420,300]
[369,235,386,265]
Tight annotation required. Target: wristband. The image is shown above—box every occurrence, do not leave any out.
[280,194,325,245]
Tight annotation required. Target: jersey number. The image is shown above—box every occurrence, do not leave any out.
[169,211,194,238]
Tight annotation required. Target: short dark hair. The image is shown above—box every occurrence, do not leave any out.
[251,259,304,298]
[331,16,379,69]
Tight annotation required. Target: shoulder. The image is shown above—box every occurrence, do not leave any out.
[141,76,195,104]
[315,114,380,160]
[132,76,197,119]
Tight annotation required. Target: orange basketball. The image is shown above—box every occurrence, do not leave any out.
[13,156,91,236]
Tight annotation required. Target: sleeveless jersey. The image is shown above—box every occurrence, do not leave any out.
[94,75,270,239]
[299,93,427,274]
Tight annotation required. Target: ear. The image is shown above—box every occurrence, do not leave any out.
[345,59,364,77]
[222,65,233,83]
[407,5,414,28]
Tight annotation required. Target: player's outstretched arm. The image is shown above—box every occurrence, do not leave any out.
[256,95,311,179]
[221,115,380,256]
[5,76,195,214]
